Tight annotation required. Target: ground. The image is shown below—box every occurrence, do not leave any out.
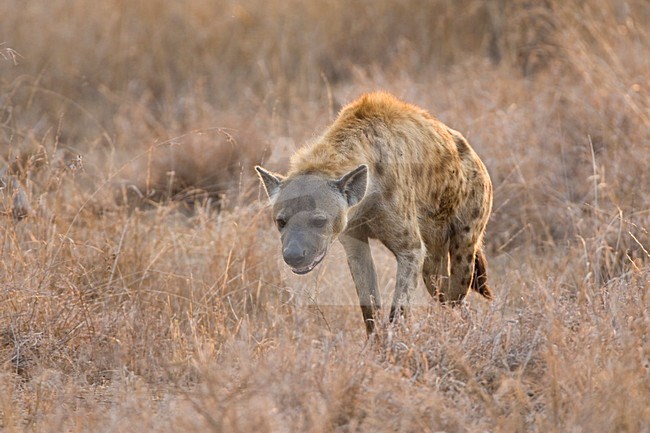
[0,1,649,432]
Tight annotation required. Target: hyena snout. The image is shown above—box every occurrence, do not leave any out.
[282,241,307,267]
[281,233,327,275]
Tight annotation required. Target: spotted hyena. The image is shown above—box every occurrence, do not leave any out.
[256,92,493,335]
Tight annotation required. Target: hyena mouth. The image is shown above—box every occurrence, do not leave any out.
[291,250,327,275]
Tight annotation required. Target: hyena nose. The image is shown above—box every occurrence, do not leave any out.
[283,244,307,267]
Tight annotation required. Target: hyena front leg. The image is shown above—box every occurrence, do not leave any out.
[389,248,425,323]
[340,230,381,335]
[384,230,426,323]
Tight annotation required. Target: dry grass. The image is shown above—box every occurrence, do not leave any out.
[1,0,649,431]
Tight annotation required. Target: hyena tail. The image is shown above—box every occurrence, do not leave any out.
[471,249,493,300]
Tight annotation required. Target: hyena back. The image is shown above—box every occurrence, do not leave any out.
[256,92,493,335]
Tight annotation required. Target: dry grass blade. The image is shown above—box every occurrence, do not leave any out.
[1,0,649,431]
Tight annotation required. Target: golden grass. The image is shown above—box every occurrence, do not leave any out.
[1,0,649,431]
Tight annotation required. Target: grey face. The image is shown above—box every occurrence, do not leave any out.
[256,165,368,275]
[272,175,346,274]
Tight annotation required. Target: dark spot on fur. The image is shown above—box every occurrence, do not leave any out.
[455,254,462,262]
[463,226,470,233]
[383,182,395,200]
[472,208,481,219]
[375,162,385,176]
[455,137,469,156]
[396,238,419,252]
[467,253,474,262]
[280,195,317,213]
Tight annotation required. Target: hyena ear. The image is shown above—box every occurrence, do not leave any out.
[336,164,368,207]
[255,166,284,202]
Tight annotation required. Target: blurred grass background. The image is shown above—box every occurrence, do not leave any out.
[1,0,649,431]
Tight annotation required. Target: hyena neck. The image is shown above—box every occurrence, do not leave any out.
[288,141,365,180]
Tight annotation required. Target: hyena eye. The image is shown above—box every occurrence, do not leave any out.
[276,217,287,230]
[311,216,328,228]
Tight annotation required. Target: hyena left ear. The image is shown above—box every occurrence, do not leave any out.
[255,166,285,202]
[336,164,368,207]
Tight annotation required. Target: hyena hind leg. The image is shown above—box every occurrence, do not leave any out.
[440,233,479,304]
[471,248,492,300]
[422,249,449,299]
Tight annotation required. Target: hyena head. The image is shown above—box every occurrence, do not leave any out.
[255,165,368,274]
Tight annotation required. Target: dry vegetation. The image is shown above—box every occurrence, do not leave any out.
[1,0,649,431]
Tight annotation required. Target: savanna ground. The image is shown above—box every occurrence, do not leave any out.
[1,1,649,431]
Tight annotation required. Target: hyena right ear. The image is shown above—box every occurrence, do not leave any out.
[255,166,284,203]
